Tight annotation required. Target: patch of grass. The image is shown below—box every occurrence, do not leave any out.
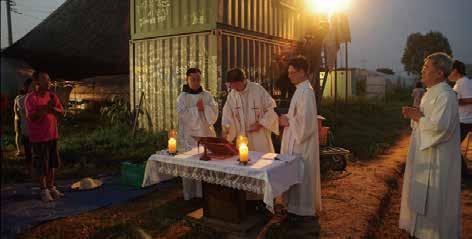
[1,107,169,184]
[319,95,410,160]
[1,129,16,152]
[56,123,168,182]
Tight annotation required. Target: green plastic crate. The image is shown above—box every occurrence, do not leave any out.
[120,161,146,188]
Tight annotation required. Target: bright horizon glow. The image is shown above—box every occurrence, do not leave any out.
[306,0,351,15]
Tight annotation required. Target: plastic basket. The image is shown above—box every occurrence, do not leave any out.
[120,161,146,188]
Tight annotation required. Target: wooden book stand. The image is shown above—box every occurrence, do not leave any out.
[196,137,239,161]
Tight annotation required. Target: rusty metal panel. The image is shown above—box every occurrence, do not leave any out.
[131,0,218,40]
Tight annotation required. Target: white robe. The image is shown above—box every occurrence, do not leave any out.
[280,80,322,216]
[399,81,462,239]
[222,81,279,153]
[176,89,218,200]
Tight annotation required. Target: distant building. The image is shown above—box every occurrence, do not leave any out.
[320,68,413,99]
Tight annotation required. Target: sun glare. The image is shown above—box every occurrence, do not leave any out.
[306,0,350,15]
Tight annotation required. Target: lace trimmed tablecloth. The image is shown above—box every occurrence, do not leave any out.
[142,147,304,212]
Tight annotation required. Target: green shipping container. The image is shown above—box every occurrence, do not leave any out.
[130,0,313,131]
[130,0,305,40]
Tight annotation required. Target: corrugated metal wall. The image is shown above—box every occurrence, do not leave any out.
[218,0,300,40]
[220,31,289,91]
[130,32,218,131]
[131,0,304,40]
[131,0,217,40]
[130,31,291,131]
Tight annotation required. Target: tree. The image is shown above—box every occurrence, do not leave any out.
[376,68,395,75]
[401,31,452,76]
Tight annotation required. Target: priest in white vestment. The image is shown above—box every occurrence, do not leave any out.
[400,52,461,239]
[176,68,218,200]
[222,68,279,153]
[279,56,322,217]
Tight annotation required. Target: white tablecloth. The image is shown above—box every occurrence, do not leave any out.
[142,147,304,212]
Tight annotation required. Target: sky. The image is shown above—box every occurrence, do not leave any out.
[1,0,471,74]
[0,0,64,46]
[345,0,472,73]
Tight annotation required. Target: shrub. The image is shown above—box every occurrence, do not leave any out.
[100,97,132,127]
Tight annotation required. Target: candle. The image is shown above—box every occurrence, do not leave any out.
[168,138,177,154]
[236,135,248,149]
[239,143,248,163]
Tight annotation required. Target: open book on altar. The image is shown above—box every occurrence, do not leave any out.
[193,136,239,160]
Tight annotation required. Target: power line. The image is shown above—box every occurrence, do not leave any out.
[14,11,44,20]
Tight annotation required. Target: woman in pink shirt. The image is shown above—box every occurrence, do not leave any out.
[25,71,64,202]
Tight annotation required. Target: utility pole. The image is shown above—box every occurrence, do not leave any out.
[5,0,13,46]
[345,42,348,102]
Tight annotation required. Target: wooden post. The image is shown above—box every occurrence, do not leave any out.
[345,42,349,102]
[6,0,13,46]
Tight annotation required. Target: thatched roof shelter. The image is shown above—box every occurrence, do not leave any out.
[1,0,130,79]
[69,75,129,102]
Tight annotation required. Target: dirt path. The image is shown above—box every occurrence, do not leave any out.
[319,133,472,239]
[369,138,472,239]
[318,133,411,238]
[369,176,472,239]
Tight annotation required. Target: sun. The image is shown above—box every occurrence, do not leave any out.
[306,0,350,15]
